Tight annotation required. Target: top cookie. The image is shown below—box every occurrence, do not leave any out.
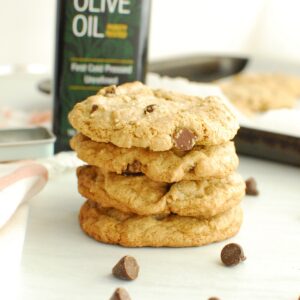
[68,82,239,151]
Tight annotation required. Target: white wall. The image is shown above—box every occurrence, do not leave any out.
[0,0,55,68]
[0,0,300,72]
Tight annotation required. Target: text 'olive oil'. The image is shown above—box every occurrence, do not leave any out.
[53,0,151,152]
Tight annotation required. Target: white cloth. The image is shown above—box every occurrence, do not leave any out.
[0,162,48,229]
[0,152,83,300]
[0,162,48,300]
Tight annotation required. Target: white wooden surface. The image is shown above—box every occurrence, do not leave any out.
[18,156,300,300]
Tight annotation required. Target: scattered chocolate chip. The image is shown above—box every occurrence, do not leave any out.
[90,104,98,113]
[144,104,156,114]
[125,160,142,174]
[221,243,246,266]
[208,297,220,300]
[245,177,259,196]
[174,128,197,151]
[112,256,139,280]
[110,287,131,300]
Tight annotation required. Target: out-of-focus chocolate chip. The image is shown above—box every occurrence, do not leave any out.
[90,104,98,113]
[221,243,246,266]
[208,297,220,300]
[109,287,131,300]
[144,104,156,114]
[112,256,139,280]
[174,128,197,151]
[245,177,259,196]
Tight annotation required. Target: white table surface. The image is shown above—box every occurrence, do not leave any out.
[18,155,300,300]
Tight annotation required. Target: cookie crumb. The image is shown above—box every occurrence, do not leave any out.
[245,177,259,196]
[221,243,246,266]
[110,287,131,300]
[112,256,139,280]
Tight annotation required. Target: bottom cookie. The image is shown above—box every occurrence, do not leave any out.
[79,200,243,247]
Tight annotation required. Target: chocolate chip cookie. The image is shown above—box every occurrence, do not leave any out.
[77,165,245,218]
[68,82,239,151]
[71,134,239,183]
[79,200,243,247]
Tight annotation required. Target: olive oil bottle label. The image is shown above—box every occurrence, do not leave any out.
[53,0,150,151]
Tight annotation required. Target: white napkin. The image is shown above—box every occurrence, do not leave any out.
[0,152,83,230]
[0,153,83,299]
[0,162,48,229]
[0,161,48,299]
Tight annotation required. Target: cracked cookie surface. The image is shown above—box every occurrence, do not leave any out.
[79,200,243,247]
[77,165,245,218]
[68,82,239,151]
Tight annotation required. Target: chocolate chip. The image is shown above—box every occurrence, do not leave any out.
[174,128,197,151]
[90,104,98,113]
[208,297,220,300]
[122,160,143,176]
[221,243,246,266]
[144,104,156,114]
[245,177,259,196]
[109,288,131,300]
[112,256,139,280]
[125,160,142,174]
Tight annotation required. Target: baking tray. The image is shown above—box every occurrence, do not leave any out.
[148,55,248,82]
[0,127,56,161]
[149,55,300,167]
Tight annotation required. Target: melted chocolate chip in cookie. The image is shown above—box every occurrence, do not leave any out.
[124,160,142,175]
[174,128,197,151]
[144,104,156,114]
[90,104,98,113]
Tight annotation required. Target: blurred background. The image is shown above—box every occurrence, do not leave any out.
[1,0,300,71]
[1,0,300,150]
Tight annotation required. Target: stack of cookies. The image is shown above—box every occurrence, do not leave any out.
[68,82,245,247]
